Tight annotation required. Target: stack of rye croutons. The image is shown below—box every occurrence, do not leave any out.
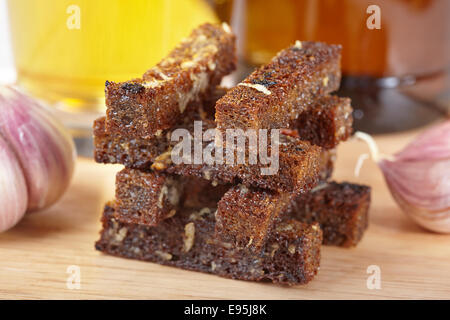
[94,23,371,285]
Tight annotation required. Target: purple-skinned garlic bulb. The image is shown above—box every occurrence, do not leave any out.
[355,120,450,233]
[0,85,76,232]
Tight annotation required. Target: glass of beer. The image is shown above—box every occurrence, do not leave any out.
[7,0,218,136]
[214,0,450,133]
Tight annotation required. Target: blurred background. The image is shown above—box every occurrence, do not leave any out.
[1,0,449,152]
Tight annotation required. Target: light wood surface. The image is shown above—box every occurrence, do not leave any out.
[1,126,449,300]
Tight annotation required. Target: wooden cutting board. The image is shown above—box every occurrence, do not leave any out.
[1,127,449,300]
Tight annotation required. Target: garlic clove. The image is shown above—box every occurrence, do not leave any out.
[0,134,28,232]
[379,121,450,234]
[0,86,76,212]
[356,123,450,234]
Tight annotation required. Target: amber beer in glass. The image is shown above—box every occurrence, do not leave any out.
[214,0,450,133]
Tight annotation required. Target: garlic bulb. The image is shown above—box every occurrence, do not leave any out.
[0,85,76,217]
[0,134,28,232]
[355,121,450,233]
